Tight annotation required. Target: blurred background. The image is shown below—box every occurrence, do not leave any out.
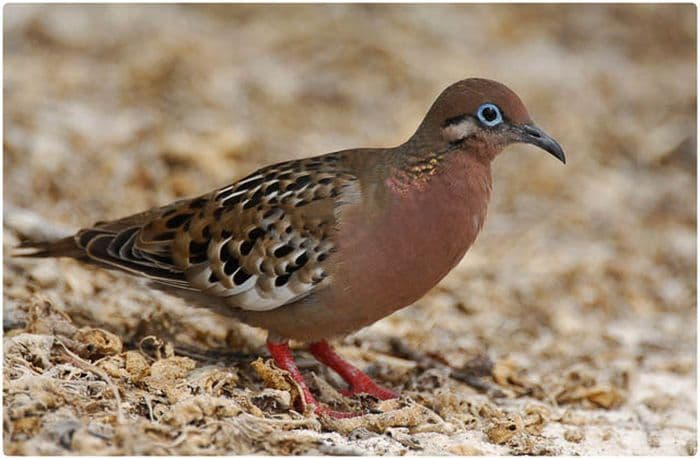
[3,4,696,455]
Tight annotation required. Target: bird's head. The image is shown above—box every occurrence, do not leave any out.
[414,78,565,164]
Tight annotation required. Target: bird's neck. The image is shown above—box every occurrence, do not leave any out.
[385,141,495,196]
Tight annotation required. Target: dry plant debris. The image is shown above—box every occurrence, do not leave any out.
[4,4,696,455]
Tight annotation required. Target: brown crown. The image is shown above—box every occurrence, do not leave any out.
[414,78,533,141]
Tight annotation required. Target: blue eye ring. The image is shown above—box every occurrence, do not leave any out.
[476,103,503,127]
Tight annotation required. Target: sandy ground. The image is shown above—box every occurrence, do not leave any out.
[3,4,696,455]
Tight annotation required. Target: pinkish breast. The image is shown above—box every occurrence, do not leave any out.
[326,152,492,329]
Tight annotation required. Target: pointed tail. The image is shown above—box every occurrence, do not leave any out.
[13,236,86,260]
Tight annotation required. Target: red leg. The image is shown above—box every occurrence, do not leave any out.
[266,338,355,418]
[309,340,398,400]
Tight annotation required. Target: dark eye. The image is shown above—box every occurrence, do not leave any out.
[476,103,503,127]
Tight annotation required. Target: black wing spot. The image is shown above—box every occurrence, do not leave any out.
[190,239,209,253]
[221,229,232,239]
[189,240,209,264]
[264,182,280,195]
[248,227,265,241]
[224,258,240,275]
[295,175,311,187]
[275,274,291,287]
[319,177,333,185]
[209,271,219,283]
[220,243,232,263]
[318,253,328,262]
[166,213,193,229]
[235,177,264,192]
[202,226,211,239]
[222,193,245,207]
[233,268,252,285]
[243,189,264,210]
[295,252,309,267]
[274,245,294,258]
[214,207,225,219]
[216,190,232,201]
[240,240,254,256]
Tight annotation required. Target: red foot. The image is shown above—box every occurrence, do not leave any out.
[266,339,358,419]
[309,340,399,401]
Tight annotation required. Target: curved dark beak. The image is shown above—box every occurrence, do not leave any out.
[517,124,566,164]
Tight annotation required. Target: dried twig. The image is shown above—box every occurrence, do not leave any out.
[388,338,505,397]
[55,340,125,425]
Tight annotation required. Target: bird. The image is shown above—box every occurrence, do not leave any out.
[16,78,565,418]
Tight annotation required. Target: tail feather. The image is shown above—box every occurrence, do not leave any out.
[13,236,86,260]
[14,230,194,291]
[11,200,196,291]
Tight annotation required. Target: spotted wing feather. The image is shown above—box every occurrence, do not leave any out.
[173,154,358,311]
[72,152,359,311]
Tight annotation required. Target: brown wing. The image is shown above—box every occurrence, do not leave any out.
[72,152,359,310]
